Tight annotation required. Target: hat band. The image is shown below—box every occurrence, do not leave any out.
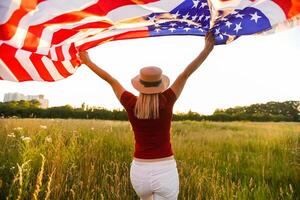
[139,79,162,87]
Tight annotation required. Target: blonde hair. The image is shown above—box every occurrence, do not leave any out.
[134,93,159,119]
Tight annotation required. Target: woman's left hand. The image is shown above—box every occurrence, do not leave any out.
[79,51,92,64]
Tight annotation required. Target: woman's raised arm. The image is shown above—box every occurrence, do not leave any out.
[170,32,215,98]
[79,51,125,100]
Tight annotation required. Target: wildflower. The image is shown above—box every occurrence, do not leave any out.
[7,133,16,138]
[45,136,52,143]
[13,127,23,131]
[40,125,47,129]
[21,136,32,142]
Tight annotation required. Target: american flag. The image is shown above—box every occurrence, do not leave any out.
[0,0,299,82]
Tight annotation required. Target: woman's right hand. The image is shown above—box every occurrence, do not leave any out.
[204,32,215,53]
[79,51,92,64]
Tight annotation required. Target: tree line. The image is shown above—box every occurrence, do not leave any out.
[0,100,299,122]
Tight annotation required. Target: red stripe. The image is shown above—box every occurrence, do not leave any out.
[68,43,78,60]
[51,29,78,45]
[98,0,159,14]
[21,0,159,51]
[29,53,54,81]
[0,0,43,40]
[289,0,300,18]
[0,44,32,81]
[51,22,112,46]
[77,30,150,51]
[52,60,72,78]
[70,59,81,68]
[272,0,292,18]
[55,46,64,60]
[0,76,3,80]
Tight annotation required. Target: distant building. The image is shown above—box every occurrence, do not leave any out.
[3,93,49,108]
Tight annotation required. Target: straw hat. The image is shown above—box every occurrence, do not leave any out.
[131,66,170,94]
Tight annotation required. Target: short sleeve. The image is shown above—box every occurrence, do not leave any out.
[163,88,177,106]
[120,91,136,111]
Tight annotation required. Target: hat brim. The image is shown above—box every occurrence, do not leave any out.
[131,74,170,94]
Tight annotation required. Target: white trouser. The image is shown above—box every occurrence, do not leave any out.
[130,159,179,200]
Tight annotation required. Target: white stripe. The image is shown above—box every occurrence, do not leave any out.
[0,59,19,82]
[0,0,21,24]
[50,47,58,61]
[36,16,110,55]
[75,27,148,47]
[41,57,64,80]
[7,0,98,48]
[62,60,76,74]
[107,0,185,22]
[15,50,44,81]
[62,43,71,60]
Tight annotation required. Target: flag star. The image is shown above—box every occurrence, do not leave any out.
[225,21,232,28]
[148,15,156,22]
[170,22,177,27]
[169,27,176,32]
[219,34,224,40]
[250,12,262,23]
[187,20,194,26]
[200,2,208,8]
[195,24,202,28]
[234,22,242,33]
[182,13,190,20]
[192,14,198,21]
[215,28,220,35]
[172,11,180,19]
[198,28,204,32]
[198,14,205,21]
[184,27,191,32]
[231,10,238,15]
[205,15,210,21]
[192,0,200,8]
[154,28,161,33]
[154,23,160,27]
[220,17,228,22]
[235,13,245,19]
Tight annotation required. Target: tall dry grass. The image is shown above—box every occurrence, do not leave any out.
[0,119,299,199]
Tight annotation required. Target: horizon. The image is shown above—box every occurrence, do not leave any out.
[1,91,299,115]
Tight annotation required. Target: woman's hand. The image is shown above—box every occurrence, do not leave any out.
[79,51,92,64]
[204,31,215,53]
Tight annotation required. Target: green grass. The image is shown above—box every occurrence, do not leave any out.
[0,119,299,200]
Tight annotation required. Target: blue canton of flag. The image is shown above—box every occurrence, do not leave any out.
[145,0,211,38]
[212,7,272,44]
[143,0,273,45]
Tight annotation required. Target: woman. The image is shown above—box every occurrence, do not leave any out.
[79,32,214,200]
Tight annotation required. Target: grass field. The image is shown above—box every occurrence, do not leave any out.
[0,119,299,200]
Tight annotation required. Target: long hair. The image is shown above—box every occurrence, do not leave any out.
[134,93,159,119]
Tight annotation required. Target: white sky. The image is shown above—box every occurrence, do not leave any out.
[0,27,299,115]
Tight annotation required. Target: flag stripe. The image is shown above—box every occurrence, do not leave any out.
[0,0,22,24]
[52,60,72,78]
[15,50,44,81]
[0,59,19,82]
[0,0,41,40]
[41,57,64,80]
[29,54,54,81]
[0,44,33,81]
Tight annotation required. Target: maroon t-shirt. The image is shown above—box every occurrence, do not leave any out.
[120,88,177,159]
